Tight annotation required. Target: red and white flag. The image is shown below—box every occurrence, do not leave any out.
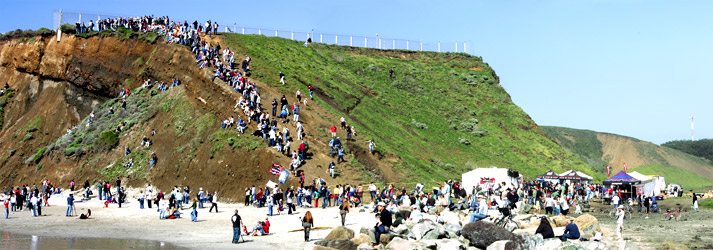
[623,162,627,172]
[606,165,610,177]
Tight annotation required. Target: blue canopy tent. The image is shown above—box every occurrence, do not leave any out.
[603,171,641,200]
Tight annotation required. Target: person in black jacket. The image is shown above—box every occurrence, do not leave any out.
[373,202,392,247]
[535,217,555,239]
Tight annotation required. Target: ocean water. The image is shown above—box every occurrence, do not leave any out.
[0,232,184,250]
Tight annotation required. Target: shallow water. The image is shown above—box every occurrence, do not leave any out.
[0,232,184,250]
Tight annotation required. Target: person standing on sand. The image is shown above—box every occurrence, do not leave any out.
[66,194,74,217]
[339,200,350,226]
[232,209,245,243]
[302,211,314,242]
[209,191,219,213]
[3,198,8,219]
[190,199,198,222]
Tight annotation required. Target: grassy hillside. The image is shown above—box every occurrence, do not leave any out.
[542,126,713,183]
[635,165,712,191]
[662,139,713,162]
[221,34,601,182]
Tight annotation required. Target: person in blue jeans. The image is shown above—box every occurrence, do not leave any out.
[4,199,9,219]
[190,199,198,222]
[373,202,392,247]
[66,194,74,217]
[469,195,489,223]
[559,219,580,242]
[267,195,274,216]
[231,209,244,243]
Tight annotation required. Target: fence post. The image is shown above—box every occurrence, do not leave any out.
[57,10,63,42]
[242,27,245,34]
[258,28,261,35]
[79,13,82,23]
[438,42,440,52]
[464,42,466,53]
[350,35,353,46]
[291,31,294,40]
[455,41,458,52]
[379,38,381,49]
[420,40,423,51]
[320,33,322,43]
[275,29,278,37]
[335,34,338,45]
[365,36,367,48]
[393,40,395,50]
[407,40,409,50]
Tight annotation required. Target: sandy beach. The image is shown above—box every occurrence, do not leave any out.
[0,190,382,250]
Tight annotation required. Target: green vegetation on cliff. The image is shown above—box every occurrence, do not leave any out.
[223,34,600,182]
[662,139,713,162]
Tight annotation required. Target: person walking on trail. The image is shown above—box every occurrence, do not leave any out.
[339,200,350,226]
[330,126,337,138]
[292,104,300,122]
[232,209,245,244]
[279,72,285,85]
[329,161,336,178]
[66,194,74,217]
[337,146,345,164]
[369,139,375,154]
[209,192,219,213]
[308,85,314,100]
[302,211,314,242]
[615,205,625,240]
[296,90,302,103]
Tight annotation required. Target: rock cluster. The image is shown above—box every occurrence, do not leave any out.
[311,212,643,250]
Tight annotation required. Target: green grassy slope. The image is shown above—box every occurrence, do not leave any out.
[662,139,713,162]
[635,165,713,191]
[222,34,601,182]
[540,126,607,173]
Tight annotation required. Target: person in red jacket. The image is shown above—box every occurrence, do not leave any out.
[330,126,337,138]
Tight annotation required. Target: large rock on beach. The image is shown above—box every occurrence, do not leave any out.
[385,237,429,250]
[444,223,462,238]
[573,214,600,235]
[379,234,396,245]
[537,238,562,250]
[460,221,521,249]
[486,240,511,250]
[580,241,616,250]
[315,239,357,250]
[325,226,355,240]
[351,234,371,246]
[553,216,570,227]
[435,239,466,250]
[356,243,376,250]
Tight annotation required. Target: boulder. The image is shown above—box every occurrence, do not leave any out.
[429,206,445,215]
[553,216,570,227]
[574,214,599,235]
[313,246,339,250]
[516,201,532,215]
[580,241,615,250]
[356,243,376,250]
[440,211,461,224]
[436,239,466,250]
[461,221,521,249]
[536,238,562,250]
[520,233,544,250]
[412,220,439,240]
[325,226,355,240]
[385,237,428,250]
[360,227,370,235]
[379,234,396,245]
[558,242,587,250]
[351,234,371,246]
[444,223,463,238]
[315,239,358,250]
[393,224,410,235]
[422,229,442,240]
[486,240,511,250]
[658,242,691,250]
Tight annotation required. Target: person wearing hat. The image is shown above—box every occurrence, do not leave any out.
[615,205,626,240]
[372,202,392,247]
[559,219,580,242]
[469,195,489,223]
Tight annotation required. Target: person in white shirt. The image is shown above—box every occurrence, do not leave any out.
[560,197,570,216]
[30,196,38,217]
[615,205,625,240]
[469,195,489,223]
[209,192,219,213]
[545,195,555,215]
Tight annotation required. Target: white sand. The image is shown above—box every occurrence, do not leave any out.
[0,192,381,250]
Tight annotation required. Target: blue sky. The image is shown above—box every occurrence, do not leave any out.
[2,0,711,144]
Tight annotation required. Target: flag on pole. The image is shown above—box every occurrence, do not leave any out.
[623,162,627,172]
[606,165,610,177]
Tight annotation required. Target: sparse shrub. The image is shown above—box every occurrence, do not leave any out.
[93,130,119,151]
[32,147,47,163]
[64,146,78,156]
[459,138,471,145]
[410,119,428,129]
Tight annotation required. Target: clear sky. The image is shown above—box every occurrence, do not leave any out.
[2,0,711,144]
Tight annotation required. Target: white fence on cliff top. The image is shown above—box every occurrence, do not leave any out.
[53,10,472,54]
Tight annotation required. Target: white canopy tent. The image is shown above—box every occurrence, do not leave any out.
[461,167,521,195]
[630,171,658,196]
